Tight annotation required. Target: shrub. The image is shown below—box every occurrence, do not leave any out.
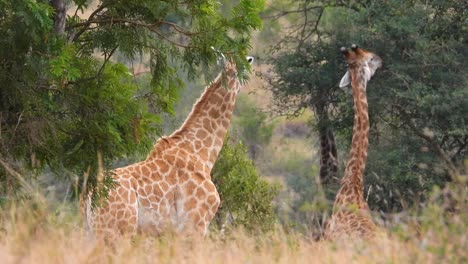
[211,139,280,233]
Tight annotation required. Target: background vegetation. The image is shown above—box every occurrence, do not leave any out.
[0,0,466,262]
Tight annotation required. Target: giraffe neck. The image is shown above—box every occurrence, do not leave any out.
[335,67,369,206]
[148,68,240,171]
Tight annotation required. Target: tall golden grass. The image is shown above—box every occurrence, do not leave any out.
[0,184,466,264]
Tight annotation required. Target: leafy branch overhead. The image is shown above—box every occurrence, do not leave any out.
[0,0,265,194]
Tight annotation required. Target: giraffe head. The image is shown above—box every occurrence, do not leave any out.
[218,56,254,96]
[222,56,254,75]
[339,44,382,88]
[211,46,254,72]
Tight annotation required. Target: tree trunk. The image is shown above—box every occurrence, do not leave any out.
[51,0,66,35]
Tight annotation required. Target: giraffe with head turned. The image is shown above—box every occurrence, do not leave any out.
[84,56,254,239]
[323,44,382,240]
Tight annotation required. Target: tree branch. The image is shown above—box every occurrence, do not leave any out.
[51,0,66,35]
[70,18,191,48]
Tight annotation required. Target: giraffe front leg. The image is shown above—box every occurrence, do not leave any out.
[179,181,220,236]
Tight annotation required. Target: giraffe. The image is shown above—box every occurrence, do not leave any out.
[84,56,255,239]
[323,44,382,240]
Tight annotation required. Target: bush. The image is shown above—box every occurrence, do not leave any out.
[211,139,280,233]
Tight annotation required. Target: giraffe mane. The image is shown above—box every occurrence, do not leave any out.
[172,74,224,137]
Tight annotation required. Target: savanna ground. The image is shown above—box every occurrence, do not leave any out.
[0,185,465,264]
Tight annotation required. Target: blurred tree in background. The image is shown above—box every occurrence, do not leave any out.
[232,94,274,162]
[0,0,265,196]
[264,0,467,219]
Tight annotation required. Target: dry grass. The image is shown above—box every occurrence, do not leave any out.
[0,193,465,264]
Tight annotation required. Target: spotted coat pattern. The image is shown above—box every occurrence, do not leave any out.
[85,60,250,238]
[323,46,382,240]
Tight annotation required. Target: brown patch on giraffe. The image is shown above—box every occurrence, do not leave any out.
[208,108,220,119]
[130,177,138,189]
[190,211,202,224]
[120,180,130,189]
[164,154,176,164]
[166,170,177,185]
[209,149,217,161]
[201,202,210,212]
[129,191,137,204]
[120,189,129,199]
[148,194,159,203]
[152,184,163,197]
[203,118,212,131]
[199,148,208,160]
[194,140,202,151]
[194,161,204,174]
[184,180,197,194]
[108,218,117,229]
[160,181,169,192]
[142,165,150,176]
[117,210,124,218]
[146,161,158,171]
[187,161,195,171]
[178,148,190,158]
[220,104,227,112]
[203,181,215,193]
[195,187,206,199]
[175,157,187,168]
[158,160,170,174]
[178,141,193,152]
[178,169,189,182]
[210,119,217,129]
[184,197,197,211]
[215,138,223,147]
[144,185,153,195]
[207,194,217,205]
[137,187,147,197]
[203,137,213,147]
[119,171,131,180]
[117,203,125,211]
[204,212,212,221]
[196,129,208,140]
[140,198,150,207]
[118,220,128,231]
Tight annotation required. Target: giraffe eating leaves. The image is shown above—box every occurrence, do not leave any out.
[85,56,254,239]
[323,45,382,240]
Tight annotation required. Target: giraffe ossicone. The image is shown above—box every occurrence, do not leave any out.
[84,56,254,239]
[323,45,382,240]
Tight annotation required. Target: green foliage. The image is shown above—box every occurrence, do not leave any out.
[0,0,265,195]
[232,94,274,161]
[269,147,328,232]
[211,139,280,233]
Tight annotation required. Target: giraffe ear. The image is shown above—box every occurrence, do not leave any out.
[339,71,351,88]
[363,63,372,82]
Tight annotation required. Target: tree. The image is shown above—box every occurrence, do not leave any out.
[0,0,265,196]
[232,94,274,162]
[264,0,467,212]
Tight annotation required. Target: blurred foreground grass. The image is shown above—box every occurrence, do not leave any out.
[0,183,466,264]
